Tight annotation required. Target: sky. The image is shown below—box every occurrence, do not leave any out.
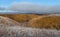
[0,0,60,7]
[0,0,60,14]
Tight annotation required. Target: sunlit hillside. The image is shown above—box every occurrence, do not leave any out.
[28,16,60,29]
[0,14,39,22]
[1,14,60,29]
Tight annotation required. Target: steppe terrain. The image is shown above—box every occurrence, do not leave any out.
[0,14,60,37]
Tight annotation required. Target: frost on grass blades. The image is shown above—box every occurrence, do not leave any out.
[0,25,60,37]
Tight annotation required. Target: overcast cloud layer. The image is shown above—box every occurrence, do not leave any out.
[0,2,60,14]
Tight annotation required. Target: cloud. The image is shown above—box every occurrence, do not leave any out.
[0,7,5,10]
[48,5,60,13]
[7,2,60,14]
[8,2,49,13]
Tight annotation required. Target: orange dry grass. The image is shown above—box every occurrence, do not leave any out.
[0,14,39,22]
[28,16,60,29]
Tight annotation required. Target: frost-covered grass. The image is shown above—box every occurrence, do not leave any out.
[0,25,60,37]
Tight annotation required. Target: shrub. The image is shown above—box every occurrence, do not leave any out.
[28,16,60,29]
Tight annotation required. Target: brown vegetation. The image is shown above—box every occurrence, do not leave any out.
[1,14,60,29]
[28,16,60,29]
[0,14,39,22]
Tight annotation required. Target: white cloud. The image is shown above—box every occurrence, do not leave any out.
[48,5,60,13]
[7,2,60,14]
[0,7,5,10]
[8,2,49,12]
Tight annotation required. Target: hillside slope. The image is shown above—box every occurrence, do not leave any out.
[28,16,60,29]
[0,14,39,22]
[0,16,22,26]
